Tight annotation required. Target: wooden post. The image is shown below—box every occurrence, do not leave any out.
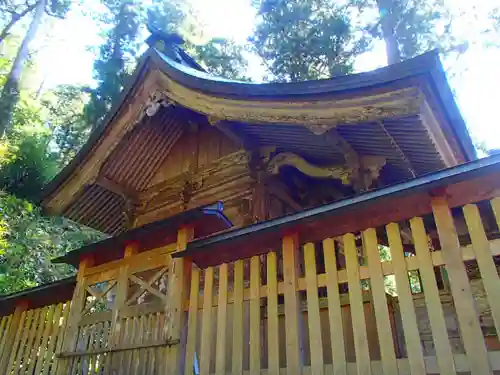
[432,196,492,375]
[110,243,138,372]
[282,233,303,375]
[57,256,93,374]
[0,301,28,373]
[166,226,194,375]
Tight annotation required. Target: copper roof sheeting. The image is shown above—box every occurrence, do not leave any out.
[100,106,184,192]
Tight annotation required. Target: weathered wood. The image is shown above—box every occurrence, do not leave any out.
[282,234,303,374]
[52,303,70,375]
[185,267,200,375]
[304,242,324,375]
[59,256,94,375]
[215,263,228,375]
[166,225,193,375]
[432,197,491,375]
[344,233,371,375]
[200,266,214,375]
[410,217,456,375]
[463,204,500,339]
[0,303,26,374]
[232,259,244,375]
[14,308,38,375]
[323,238,347,375]
[0,314,12,367]
[266,251,280,375]
[27,305,50,374]
[387,223,426,375]
[363,228,398,375]
[249,256,261,375]
[33,304,56,374]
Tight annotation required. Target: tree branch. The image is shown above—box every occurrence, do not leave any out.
[0,1,39,45]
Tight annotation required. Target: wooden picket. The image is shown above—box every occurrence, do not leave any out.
[3,195,500,375]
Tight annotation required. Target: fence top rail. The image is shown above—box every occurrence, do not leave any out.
[52,201,232,268]
[0,276,75,316]
[177,153,500,268]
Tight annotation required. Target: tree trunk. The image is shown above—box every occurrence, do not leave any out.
[0,2,39,45]
[0,0,45,137]
[376,0,401,65]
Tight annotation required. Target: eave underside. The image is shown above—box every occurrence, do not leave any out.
[43,51,473,234]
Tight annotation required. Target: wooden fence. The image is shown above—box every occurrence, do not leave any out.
[0,303,70,375]
[1,194,500,374]
[182,196,500,375]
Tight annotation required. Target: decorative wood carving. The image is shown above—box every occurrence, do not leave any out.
[143,90,174,118]
[135,150,254,227]
[266,151,386,193]
[351,156,387,192]
[267,152,351,183]
[156,71,424,129]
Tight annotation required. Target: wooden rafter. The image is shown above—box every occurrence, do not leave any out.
[378,121,417,177]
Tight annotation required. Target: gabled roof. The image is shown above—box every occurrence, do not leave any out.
[40,38,476,234]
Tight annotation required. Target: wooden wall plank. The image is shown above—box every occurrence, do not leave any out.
[266,251,280,375]
[34,305,56,375]
[232,259,244,375]
[363,228,398,375]
[216,263,228,375]
[249,256,261,375]
[14,309,38,375]
[3,308,26,374]
[184,267,200,375]
[432,197,492,375]
[344,233,372,375]
[387,223,426,375]
[27,306,48,374]
[323,238,347,375]
[52,303,71,375]
[463,204,500,338]
[200,267,214,375]
[410,217,456,375]
[0,315,11,361]
[304,242,324,375]
[282,234,303,375]
[58,257,93,375]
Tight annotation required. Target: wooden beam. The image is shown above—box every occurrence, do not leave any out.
[95,175,139,203]
[207,117,248,148]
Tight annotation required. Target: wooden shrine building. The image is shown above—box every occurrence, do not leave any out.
[1,29,500,375]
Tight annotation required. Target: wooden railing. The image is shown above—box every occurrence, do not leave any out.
[181,196,500,375]
[1,170,500,374]
[0,303,70,374]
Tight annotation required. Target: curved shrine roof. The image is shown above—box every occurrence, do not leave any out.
[40,44,476,234]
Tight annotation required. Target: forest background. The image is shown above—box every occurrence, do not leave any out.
[0,0,498,294]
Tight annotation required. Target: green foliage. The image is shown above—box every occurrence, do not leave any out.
[187,39,249,80]
[370,0,468,63]
[251,0,368,81]
[42,85,91,167]
[148,0,248,80]
[84,0,143,128]
[0,192,104,294]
